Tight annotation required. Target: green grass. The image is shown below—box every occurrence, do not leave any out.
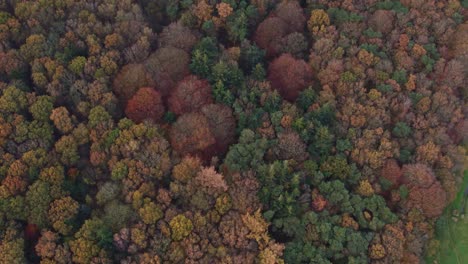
[427,171,468,264]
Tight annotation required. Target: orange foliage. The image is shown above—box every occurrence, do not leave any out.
[125,87,165,123]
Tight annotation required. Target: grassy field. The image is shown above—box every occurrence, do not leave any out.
[427,171,468,264]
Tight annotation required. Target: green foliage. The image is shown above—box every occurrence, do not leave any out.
[68,56,87,75]
[1,196,27,221]
[409,91,424,105]
[163,111,177,123]
[224,129,269,171]
[376,83,392,93]
[0,11,11,24]
[320,155,352,180]
[226,8,248,43]
[399,185,409,199]
[297,88,317,111]
[374,1,409,13]
[392,122,412,138]
[190,37,219,78]
[88,106,111,128]
[392,69,407,85]
[0,86,28,114]
[257,161,301,219]
[398,148,412,163]
[363,28,382,38]
[360,44,388,58]
[341,71,357,83]
[462,0,468,8]
[25,180,52,228]
[327,8,363,24]
[308,125,335,157]
[240,41,265,72]
[29,96,54,122]
[111,161,128,181]
[251,63,266,80]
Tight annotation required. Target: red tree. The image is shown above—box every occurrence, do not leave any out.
[168,75,213,115]
[402,164,447,218]
[267,53,314,101]
[381,159,402,187]
[125,87,165,123]
[169,112,216,156]
[253,17,288,57]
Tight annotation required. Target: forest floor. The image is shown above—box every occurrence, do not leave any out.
[427,170,468,264]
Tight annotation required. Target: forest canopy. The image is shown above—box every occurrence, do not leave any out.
[0,0,466,263]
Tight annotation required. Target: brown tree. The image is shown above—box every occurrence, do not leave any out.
[275,131,308,162]
[274,1,306,32]
[170,112,216,157]
[112,64,155,102]
[200,104,236,157]
[253,17,288,57]
[369,10,395,34]
[267,53,314,101]
[125,87,165,123]
[144,47,190,97]
[168,75,213,115]
[158,22,198,52]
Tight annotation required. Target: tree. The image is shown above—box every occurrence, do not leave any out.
[168,75,213,115]
[145,46,190,97]
[267,53,314,101]
[125,87,165,123]
[402,164,447,218]
[274,1,306,32]
[169,112,215,156]
[0,228,26,264]
[275,131,308,162]
[449,22,468,60]
[29,96,54,122]
[369,10,395,34]
[48,196,79,235]
[50,106,74,134]
[0,86,28,114]
[278,32,308,58]
[170,214,193,241]
[25,180,52,229]
[253,17,288,57]
[158,22,198,51]
[308,9,330,33]
[138,201,163,225]
[112,63,155,102]
[70,218,111,263]
[200,104,236,157]
[381,159,402,187]
[195,166,228,194]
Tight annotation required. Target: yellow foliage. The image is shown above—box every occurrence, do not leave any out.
[369,244,386,259]
[356,179,374,197]
[308,9,330,33]
[341,213,359,230]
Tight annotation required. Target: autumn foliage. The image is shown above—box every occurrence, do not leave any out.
[125,87,165,123]
[268,53,314,101]
[168,75,213,115]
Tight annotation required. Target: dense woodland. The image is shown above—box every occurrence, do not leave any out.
[0,0,466,263]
